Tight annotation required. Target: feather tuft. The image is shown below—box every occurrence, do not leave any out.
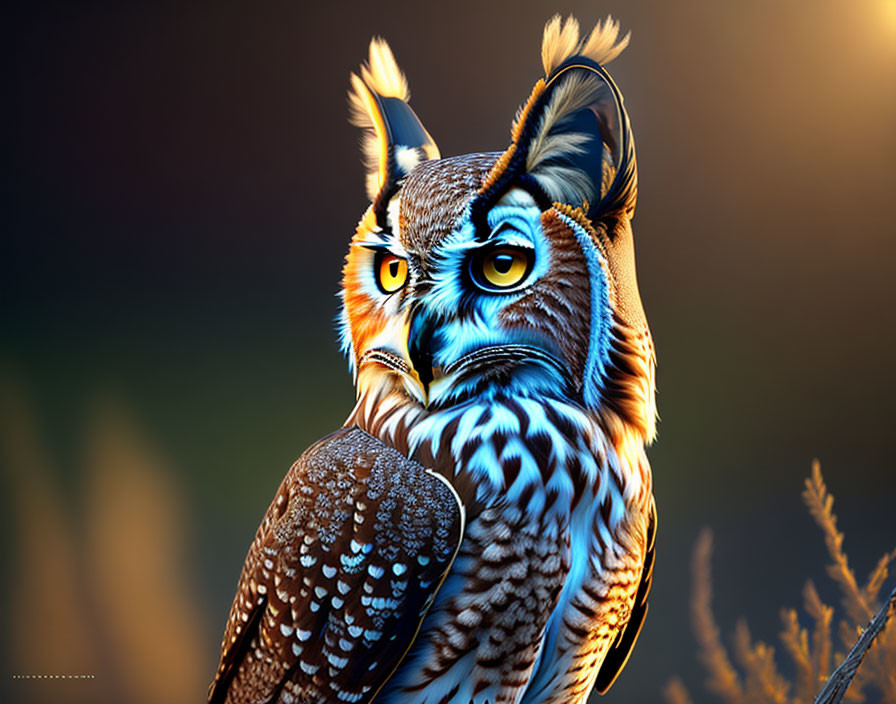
[348,74,385,200]
[541,14,630,76]
[347,39,437,201]
[360,38,409,100]
[579,16,630,66]
[541,15,581,76]
[347,39,411,199]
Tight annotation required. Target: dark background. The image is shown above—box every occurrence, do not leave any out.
[4,1,895,702]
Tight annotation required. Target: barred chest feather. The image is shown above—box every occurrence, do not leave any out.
[348,390,653,704]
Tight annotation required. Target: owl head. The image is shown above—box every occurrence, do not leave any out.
[339,16,656,442]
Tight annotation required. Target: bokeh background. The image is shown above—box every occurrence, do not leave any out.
[4,1,895,702]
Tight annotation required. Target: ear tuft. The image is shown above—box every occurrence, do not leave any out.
[359,38,410,101]
[541,15,630,76]
[475,16,636,231]
[524,71,611,204]
[541,15,581,77]
[579,16,630,67]
[347,38,440,208]
[347,73,387,200]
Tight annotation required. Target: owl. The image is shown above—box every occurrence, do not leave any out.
[209,15,657,704]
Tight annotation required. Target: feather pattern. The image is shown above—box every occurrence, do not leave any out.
[208,428,463,704]
[348,388,653,704]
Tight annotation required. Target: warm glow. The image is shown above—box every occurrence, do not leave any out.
[883,0,896,30]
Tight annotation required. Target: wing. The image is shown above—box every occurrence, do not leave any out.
[208,426,465,704]
[592,499,656,695]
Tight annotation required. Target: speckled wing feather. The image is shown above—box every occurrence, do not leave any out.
[592,500,656,695]
[208,427,464,704]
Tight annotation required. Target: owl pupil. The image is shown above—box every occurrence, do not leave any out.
[493,254,514,274]
[388,260,400,278]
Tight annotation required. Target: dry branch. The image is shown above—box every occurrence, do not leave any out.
[673,462,895,704]
[813,586,896,704]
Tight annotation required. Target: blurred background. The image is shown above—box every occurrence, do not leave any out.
[4,1,895,702]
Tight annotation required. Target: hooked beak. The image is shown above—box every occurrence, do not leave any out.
[358,305,443,407]
[407,303,437,395]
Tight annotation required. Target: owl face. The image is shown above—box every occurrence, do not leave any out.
[340,23,656,440]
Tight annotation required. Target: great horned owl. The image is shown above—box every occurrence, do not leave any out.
[210,15,656,704]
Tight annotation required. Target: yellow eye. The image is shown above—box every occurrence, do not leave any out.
[475,247,532,290]
[376,252,408,294]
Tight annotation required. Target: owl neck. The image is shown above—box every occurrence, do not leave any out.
[345,382,651,522]
[345,381,428,456]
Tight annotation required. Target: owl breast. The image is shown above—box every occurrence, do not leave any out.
[349,391,653,704]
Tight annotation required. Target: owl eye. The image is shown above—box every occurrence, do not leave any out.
[375,252,408,294]
[471,247,533,291]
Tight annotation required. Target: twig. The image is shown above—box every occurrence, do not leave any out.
[813,585,896,704]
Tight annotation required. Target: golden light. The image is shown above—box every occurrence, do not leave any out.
[884,0,896,28]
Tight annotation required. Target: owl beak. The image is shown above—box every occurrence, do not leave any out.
[407,304,437,396]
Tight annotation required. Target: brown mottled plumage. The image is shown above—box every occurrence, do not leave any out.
[210,14,657,704]
[400,155,498,257]
[209,429,463,704]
